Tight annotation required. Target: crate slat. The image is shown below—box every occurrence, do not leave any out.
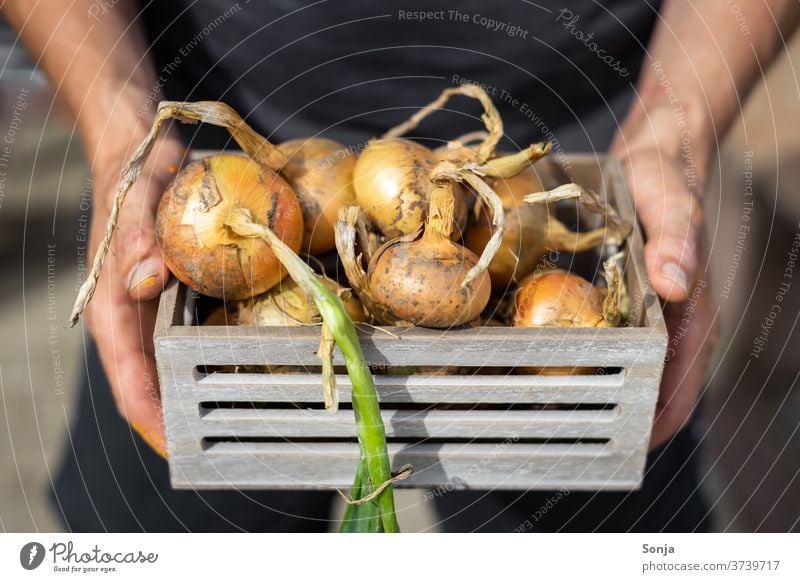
[156,326,665,369]
[169,442,646,491]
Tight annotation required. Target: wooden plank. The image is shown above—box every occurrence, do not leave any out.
[155,278,181,333]
[195,408,622,439]
[164,394,654,457]
[156,326,665,369]
[199,370,627,387]
[604,156,667,332]
[168,441,645,490]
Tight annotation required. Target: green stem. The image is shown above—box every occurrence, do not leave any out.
[226,208,400,533]
[314,290,399,532]
[340,457,383,533]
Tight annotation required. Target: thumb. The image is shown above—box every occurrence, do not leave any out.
[119,193,170,302]
[625,156,704,303]
[641,190,703,303]
[111,139,183,301]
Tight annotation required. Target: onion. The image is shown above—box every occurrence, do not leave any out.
[513,269,607,328]
[277,138,356,255]
[352,86,564,292]
[466,167,631,289]
[237,275,367,326]
[353,83,508,241]
[156,154,303,300]
[366,183,490,328]
[513,257,623,374]
[352,138,468,239]
[69,101,295,325]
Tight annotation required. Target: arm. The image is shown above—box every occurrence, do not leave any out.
[612,0,800,447]
[3,0,185,456]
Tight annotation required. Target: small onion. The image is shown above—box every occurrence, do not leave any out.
[513,264,622,375]
[353,138,468,240]
[155,154,303,300]
[277,138,357,255]
[513,269,606,328]
[237,276,367,326]
[465,167,632,290]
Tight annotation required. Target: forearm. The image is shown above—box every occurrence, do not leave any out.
[3,0,159,159]
[617,0,800,187]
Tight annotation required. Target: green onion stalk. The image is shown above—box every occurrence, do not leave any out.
[340,458,383,533]
[225,208,400,533]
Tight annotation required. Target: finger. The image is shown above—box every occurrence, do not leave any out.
[644,234,698,303]
[648,280,719,450]
[629,160,704,303]
[86,271,167,458]
[108,139,183,302]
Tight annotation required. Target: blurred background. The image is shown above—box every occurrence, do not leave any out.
[0,19,798,533]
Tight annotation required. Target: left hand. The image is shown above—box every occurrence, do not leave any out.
[612,129,720,450]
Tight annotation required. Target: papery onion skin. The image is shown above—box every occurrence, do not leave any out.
[367,234,491,328]
[278,138,357,255]
[353,139,468,239]
[464,167,551,289]
[156,154,303,300]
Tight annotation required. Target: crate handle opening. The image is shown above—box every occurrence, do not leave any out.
[198,401,619,414]
[201,435,612,450]
[194,365,625,379]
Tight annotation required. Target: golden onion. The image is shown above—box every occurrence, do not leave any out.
[277,138,357,255]
[155,154,303,300]
[352,138,468,240]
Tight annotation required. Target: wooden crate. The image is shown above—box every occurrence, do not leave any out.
[154,153,667,491]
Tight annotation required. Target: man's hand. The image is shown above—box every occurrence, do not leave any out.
[3,0,183,454]
[84,130,185,457]
[610,0,798,450]
[613,136,719,450]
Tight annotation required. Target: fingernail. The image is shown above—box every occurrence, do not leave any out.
[128,260,161,295]
[131,421,168,459]
[661,262,688,293]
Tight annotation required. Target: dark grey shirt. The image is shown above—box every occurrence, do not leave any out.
[141,0,661,150]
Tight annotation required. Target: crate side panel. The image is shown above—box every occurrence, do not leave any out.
[604,157,667,334]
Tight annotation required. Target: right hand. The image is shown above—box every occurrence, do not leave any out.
[83,127,185,458]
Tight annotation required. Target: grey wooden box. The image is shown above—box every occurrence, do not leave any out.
[154,153,667,491]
